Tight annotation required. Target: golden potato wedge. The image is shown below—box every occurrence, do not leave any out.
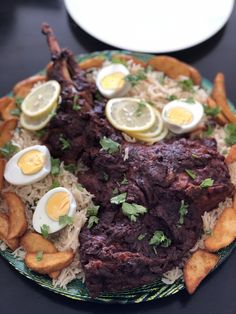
[0,213,19,251]
[3,192,27,239]
[233,194,236,211]
[0,158,6,191]
[205,207,236,252]
[206,96,228,126]
[1,100,19,121]
[25,250,74,274]
[0,118,18,148]
[0,97,12,118]
[184,249,219,294]
[13,75,46,98]
[211,73,236,123]
[225,144,236,164]
[20,231,57,254]
[187,64,202,86]
[112,54,146,67]
[79,56,105,70]
[147,56,191,80]
[49,271,60,279]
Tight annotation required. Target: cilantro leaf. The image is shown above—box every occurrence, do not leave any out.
[167,95,178,101]
[125,70,147,87]
[59,134,71,151]
[225,123,236,146]
[76,183,84,191]
[111,56,128,67]
[203,125,214,137]
[15,96,24,107]
[122,202,148,222]
[10,108,21,117]
[178,200,189,225]
[87,216,99,229]
[149,230,171,247]
[40,224,49,239]
[185,169,197,180]
[110,192,127,205]
[135,101,146,117]
[138,233,146,241]
[34,129,47,139]
[99,137,120,154]
[179,79,194,92]
[112,187,119,195]
[121,175,128,185]
[64,163,77,173]
[0,142,18,158]
[200,178,214,188]
[203,105,221,116]
[184,97,195,104]
[49,179,60,190]
[87,205,100,217]
[50,158,60,176]
[72,95,81,111]
[36,251,44,262]
[59,215,74,226]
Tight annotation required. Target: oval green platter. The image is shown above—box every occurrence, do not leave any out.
[0,50,236,304]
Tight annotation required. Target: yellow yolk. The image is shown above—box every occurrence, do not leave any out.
[17,150,45,175]
[46,192,70,221]
[167,107,193,125]
[101,72,125,90]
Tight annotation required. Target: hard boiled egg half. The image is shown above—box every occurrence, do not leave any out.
[33,187,76,234]
[96,64,131,98]
[162,99,204,134]
[4,145,51,186]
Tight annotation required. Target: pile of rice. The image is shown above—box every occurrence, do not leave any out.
[0,58,236,289]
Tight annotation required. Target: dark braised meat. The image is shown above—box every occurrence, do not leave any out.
[42,25,234,296]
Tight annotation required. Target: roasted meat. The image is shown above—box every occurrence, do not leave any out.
[42,25,234,296]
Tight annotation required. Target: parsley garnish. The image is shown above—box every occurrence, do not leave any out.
[192,153,200,159]
[64,163,77,173]
[101,171,109,182]
[36,251,44,262]
[203,125,214,137]
[76,183,84,191]
[87,216,99,229]
[167,95,178,101]
[111,56,128,66]
[0,142,18,157]
[10,108,21,116]
[138,233,146,241]
[87,205,100,229]
[49,180,60,190]
[200,178,214,188]
[72,95,81,111]
[178,200,189,225]
[121,175,128,185]
[149,230,171,247]
[135,101,146,117]
[185,169,196,180]
[50,158,60,176]
[87,205,100,217]
[40,224,49,238]
[35,129,47,139]
[203,105,221,117]
[122,202,148,222]
[110,192,127,205]
[225,123,236,146]
[59,215,74,226]
[99,137,120,154]
[179,79,194,92]
[185,97,195,104]
[59,134,71,151]
[112,187,119,195]
[15,96,23,107]
[125,70,147,87]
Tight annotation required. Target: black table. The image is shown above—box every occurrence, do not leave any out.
[1,1,236,313]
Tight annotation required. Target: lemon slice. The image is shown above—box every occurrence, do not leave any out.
[106,98,156,132]
[132,126,168,144]
[20,105,56,131]
[21,80,60,117]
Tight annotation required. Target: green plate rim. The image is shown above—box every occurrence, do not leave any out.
[0,50,235,304]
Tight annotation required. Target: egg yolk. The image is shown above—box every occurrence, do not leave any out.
[101,72,125,90]
[167,107,193,125]
[46,192,70,221]
[17,150,45,175]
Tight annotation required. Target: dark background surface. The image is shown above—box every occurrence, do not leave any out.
[1,1,236,313]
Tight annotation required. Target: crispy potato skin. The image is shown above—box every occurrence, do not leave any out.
[13,75,46,98]
[0,213,19,251]
[20,232,57,254]
[206,96,228,126]
[0,97,12,119]
[187,65,202,86]
[0,158,6,191]
[0,119,18,149]
[79,56,105,70]
[184,249,219,294]
[205,207,236,252]
[3,192,27,239]
[1,100,18,121]
[25,250,74,274]
[49,271,60,279]
[211,73,236,123]
[225,144,236,164]
[111,54,146,67]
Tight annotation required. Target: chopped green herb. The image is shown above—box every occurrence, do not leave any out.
[15,96,23,107]
[149,230,171,247]
[64,163,77,173]
[99,137,120,154]
[179,79,194,92]
[76,183,84,191]
[49,179,60,190]
[112,187,119,195]
[225,123,236,146]
[87,205,100,217]
[40,224,49,239]
[203,125,214,137]
[111,56,128,66]
[135,101,146,117]
[125,70,147,87]
[121,175,128,185]
[10,108,21,116]
[122,202,148,222]
[221,149,228,155]
[34,129,47,139]
[185,97,195,104]
[72,95,81,111]
[200,178,214,189]
[192,153,200,159]
[36,251,44,262]
[59,215,74,226]
[50,158,60,176]
[59,134,71,150]
[138,233,146,241]
[87,216,99,229]
[110,192,127,205]
[178,200,189,225]
[206,230,212,236]
[203,105,221,116]
[94,91,104,101]
[0,142,18,157]
[167,95,178,101]
[185,169,197,180]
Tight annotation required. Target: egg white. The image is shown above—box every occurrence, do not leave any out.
[33,187,77,234]
[4,145,51,186]
[96,64,131,98]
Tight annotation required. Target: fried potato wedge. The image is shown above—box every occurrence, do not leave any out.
[25,250,74,274]
[187,64,202,86]
[211,73,236,123]
[0,97,12,118]
[13,75,46,98]
[207,96,228,126]
[0,213,19,251]
[147,56,191,80]
[225,144,236,164]
[20,232,57,254]
[184,249,219,294]
[112,54,146,67]
[0,158,6,191]
[79,56,105,70]
[205,207,236,252]
[3,192,27,239]
[233,194,236,211]
[49,271,60,279]
[0,118,18,148]
[1,100,18,121]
